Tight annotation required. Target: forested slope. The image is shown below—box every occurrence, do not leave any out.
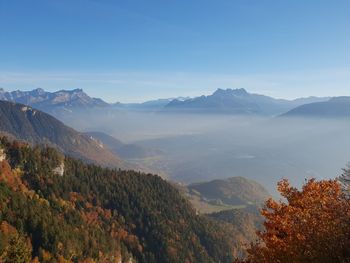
[0,137,241,262]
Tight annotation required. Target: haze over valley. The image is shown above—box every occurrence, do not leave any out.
[1,87,349,194]
[65,109,350,195]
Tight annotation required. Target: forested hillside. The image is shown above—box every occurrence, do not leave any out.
[0,137,245,262]
[188,177,270,207]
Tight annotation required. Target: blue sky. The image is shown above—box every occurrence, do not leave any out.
[0,0,349,102]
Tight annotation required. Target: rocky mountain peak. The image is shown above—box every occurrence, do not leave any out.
[213,88,249,97]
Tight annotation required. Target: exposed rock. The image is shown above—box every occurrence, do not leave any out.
[0,148,5,162]
[53,162,65,176]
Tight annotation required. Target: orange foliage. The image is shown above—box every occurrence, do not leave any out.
[0,160,16,188]
[85,202,93,209]
[167,246,178,259]
[241,179,350,262]
[0,160,30,194]
[69,192,83,203]
[83,211,99,225]
[0,221,17,235]
[103,209,112,219]
[31,257,40,263]
[57,255,71,263]
[114,229,128,240]
[79,258,96,263]
[40,249,53,262]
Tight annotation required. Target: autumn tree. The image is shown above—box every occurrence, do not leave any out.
[1,232,32,263]
[241,179,350,262]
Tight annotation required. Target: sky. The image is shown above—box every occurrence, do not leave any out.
[0,0,349,102]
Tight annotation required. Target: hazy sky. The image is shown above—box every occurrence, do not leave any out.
[0,0,349,102]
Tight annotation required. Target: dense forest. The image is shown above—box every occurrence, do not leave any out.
[0,136,242,262]
[2,135,348,262]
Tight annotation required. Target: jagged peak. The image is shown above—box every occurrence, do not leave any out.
[72,88,84,93]
[55,88,84,94]
[212,88,248,96]
[33,87,44,91]
[31,88,46,94]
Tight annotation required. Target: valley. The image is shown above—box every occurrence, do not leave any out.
[1,1,349,261]
[2,87,349,196]
[56,107,350,195]
[1,89,349,261]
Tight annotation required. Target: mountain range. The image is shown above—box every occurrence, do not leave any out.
[0,87,330,116]
[0,88,108,114]
[164,88,329,115]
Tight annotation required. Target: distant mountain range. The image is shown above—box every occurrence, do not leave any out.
[281,96,350,118]
[0,88,190,113]
[164,88,329,115]
[0,88,108,114]
[0,100,126,168]
[0,87,333,116]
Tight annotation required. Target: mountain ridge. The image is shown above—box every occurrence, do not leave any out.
[281,96,350,118]
[0,88,109,114]
[164,88,329,115]
[0,100,126,168]
[0,137,241,262]
[1,88,330,116]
